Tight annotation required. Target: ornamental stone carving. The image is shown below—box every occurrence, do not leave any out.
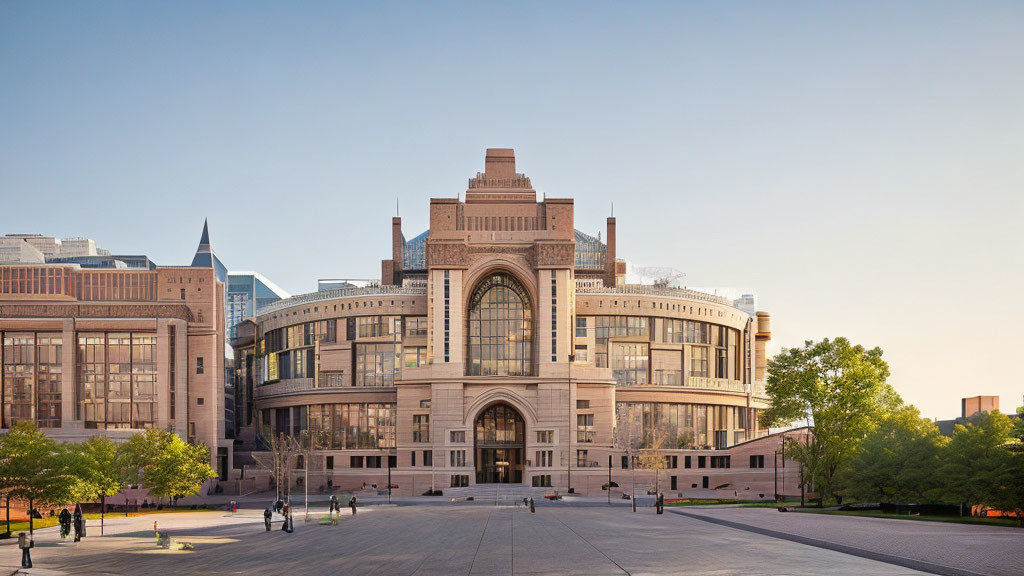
[535,242,575,267]
[426,242,469,268]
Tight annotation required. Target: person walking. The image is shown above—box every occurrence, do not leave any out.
[349,495,357,516]
[73,505,85,542]
[18,532,33,568]
[59,508,72,540]
[263,507,273,531]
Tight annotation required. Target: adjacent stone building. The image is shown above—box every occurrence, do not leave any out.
[0,227,232,478]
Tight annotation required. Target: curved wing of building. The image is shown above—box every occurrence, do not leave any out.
[234,148,794,498]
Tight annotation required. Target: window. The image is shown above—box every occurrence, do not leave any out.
[749,455,765,469]
[685,321,708,344]
[575,317,587,338]
[404,317,428,337]
[355,343,400,386]
[698,455,706,468]
[622,455,629,469]
[350,456,364,468]
[684,455,692,469]
[180,288,186,300]
[574,345,588,363]
[612,342,648,386]
[404,346,426,368]
[671,476,677,491]
[532,475,552,487]
[423,450,433,467]
[450,450,466,467]
[576,449,589,467]
[576,414,594,443]
[450,474,469,487]
[366,456,383,468]
[356,316,395,338]
[450,430,466,443]
[536,430,553,443]
[196,356,204,374]
[665,455,678,469]
[412,414,430,443]
[689,346,709,378]
[326,456,334,470]
[576,399,590,409]
[321,370,344,387]
[197,397,204,405]
[710,456,730,469]
[411,451,416,466]
[536,450,553,467]
[467,273,533,376]
[716,348,729,379]
[419,399,431,409]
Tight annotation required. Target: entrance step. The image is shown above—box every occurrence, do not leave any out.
[444,484,554,504]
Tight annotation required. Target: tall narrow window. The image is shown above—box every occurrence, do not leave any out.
[551,276,557,362]
[443,271,450,362]
[467,273,533,376]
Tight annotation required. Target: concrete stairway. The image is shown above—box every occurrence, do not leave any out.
[444,483,555,504]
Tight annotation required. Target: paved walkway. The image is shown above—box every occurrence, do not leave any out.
[0,505,935,576]
[674,507,1024,576]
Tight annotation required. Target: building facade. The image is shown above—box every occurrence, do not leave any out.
[0,227,232,479]
[240,149,795,497]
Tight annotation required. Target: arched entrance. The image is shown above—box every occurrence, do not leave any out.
[474,403,525,484]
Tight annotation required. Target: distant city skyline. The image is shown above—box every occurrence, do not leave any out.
[2,2,1021,420]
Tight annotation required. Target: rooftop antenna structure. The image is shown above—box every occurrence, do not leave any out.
[611,202,614,218]
[396,196,400,217]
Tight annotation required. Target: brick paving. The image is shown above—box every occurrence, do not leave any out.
[0,505,942,575]
[675,507,1024,576]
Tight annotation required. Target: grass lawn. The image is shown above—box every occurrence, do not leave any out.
[665,498,801,508]
[794,508,1022,528]
[0,508,221,535]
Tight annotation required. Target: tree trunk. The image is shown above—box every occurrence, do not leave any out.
[28,497,33,535]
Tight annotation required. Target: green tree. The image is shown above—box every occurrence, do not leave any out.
[838,405,946,503]
[760,337,899,504]
[0,423,71,533]
[940,410,1013,515]
[144,435,217,503]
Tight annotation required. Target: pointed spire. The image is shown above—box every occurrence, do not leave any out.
[199,218,210,248]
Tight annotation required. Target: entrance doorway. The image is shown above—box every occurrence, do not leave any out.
[474,403,525,484]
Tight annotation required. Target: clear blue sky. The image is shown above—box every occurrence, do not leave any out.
[2,2,1022,420]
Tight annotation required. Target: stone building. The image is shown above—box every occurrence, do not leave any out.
[239,149,802,498]
[0,226,232,479]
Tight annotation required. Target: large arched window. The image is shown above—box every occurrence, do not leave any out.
[467,273,533,376]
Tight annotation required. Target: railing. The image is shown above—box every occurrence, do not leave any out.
[685,377,747,394]
[256,285,427,316]
[253,378,315,398]
[575,284,733,306]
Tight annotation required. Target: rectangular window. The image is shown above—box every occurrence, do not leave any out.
[575,317,587,338]
[574,345,588,363]
[576,399,590,409]
[698,455,706,469]
[551,276,557,362]
[404,317,428,337]
[423,450,433,467]
[365,456,382,468]
[443,271,450,362]
[684,455,692,469]
[576,449,589,467]
[749,455,765,469]
[621,455,629,469]
[354,343,400,386]
[411,451,416,467]
[576,414,594,443]
[536,430,552,443]
[196,356,204,375]
[689,346,709,378]
[180,288,186,300]
[450,474,469,487]
[612,342,648,386]
[420,399,431,409]
[450,450,466,467]
[404,346,426,368]
[326,456,334,470]
[671,475,678,491]
[450,430,466,443]
[412,414,430,443]
[531,475,552,488]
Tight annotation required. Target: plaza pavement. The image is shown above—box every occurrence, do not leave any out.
[0,502,1015,576]
[673,506,1024,576]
